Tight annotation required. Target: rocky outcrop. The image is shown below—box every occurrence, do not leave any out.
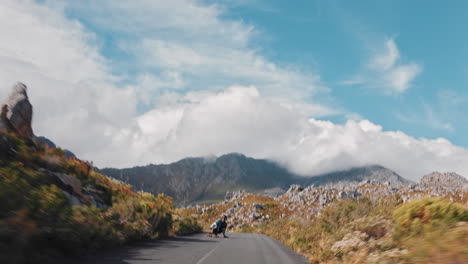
[285,184,304,196]
[298,165,413,188]
[38,168,110,208]
[420,172,468,191]
[0,82,34,139]
[225,190,246,201]
[0,86,108,210]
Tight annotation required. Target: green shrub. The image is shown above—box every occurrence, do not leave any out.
[393,197,468,240]
[29,185,70,224]
[173,216,203,235]
[0,131,177,263]
[0,133,28,163]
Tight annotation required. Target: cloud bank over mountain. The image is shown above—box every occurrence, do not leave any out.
[131,86,468,180]
[0,0,467,180]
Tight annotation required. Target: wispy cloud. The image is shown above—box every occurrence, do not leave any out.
[396,89,468,133]
[396,104,454,132]
[344,38,422,94]
[66,0,329,107]
[438,88,468,106]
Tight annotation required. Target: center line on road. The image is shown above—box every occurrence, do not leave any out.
[195,239,224,264]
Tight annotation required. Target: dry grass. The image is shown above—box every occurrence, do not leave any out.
[183,192,468,264]
[0,131,201,264]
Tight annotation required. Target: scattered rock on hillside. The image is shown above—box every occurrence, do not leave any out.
[331,231,368,255]
[286,184,304,196]
[207,173,467,233]
[53,171,83,195]
[262,187,285,197]
[37,168,110,208]
[299,165,413,188]
[420,172,468,191]
[250,212,262,220]
[252,203,265,210]
[225,190,246,201]
[0,82,34,139]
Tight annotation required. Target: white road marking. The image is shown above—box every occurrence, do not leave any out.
[195,238,224,264]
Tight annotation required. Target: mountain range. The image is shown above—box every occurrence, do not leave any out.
[98,153,413,206]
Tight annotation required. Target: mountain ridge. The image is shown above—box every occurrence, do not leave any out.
[98,153,413,205]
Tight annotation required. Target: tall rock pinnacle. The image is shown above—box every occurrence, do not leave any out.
[0,82,34,139]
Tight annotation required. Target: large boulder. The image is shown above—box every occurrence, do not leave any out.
[0,82,34,139]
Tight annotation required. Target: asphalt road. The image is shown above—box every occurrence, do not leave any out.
[59,233,308,264]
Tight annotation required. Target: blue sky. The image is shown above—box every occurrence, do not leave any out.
[1,0,468,179]
[222,0,467,147]
[65,0,468,147]
[236,0,468,146]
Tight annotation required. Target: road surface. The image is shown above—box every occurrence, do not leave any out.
[60,233,308,264]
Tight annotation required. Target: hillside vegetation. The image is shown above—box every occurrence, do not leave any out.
[0,131,201,264]
[183,183,468,263]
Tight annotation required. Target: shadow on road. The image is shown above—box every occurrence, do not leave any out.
[53,233,216,264]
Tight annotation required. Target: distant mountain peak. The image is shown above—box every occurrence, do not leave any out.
[98,153,413,205]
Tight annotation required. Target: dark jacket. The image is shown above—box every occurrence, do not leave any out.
[215,219,227,232]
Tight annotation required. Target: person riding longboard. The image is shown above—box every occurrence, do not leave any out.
[207,215,228,238]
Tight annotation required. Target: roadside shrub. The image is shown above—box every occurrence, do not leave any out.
[393,197,468,240]
[29,185,70,224]
[400,222,468,264]
[0,131,178,263]
[0,133,28,163]
[392,198,468,263]
[173,216,203,235]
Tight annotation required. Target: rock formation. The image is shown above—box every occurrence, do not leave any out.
[0,82,34,139]
[189,171,467,232]
[420,172,468,191]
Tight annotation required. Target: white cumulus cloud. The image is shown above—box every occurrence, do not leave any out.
[0,0,138,157]
[124,86,468,180]
[0,0,466,182]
